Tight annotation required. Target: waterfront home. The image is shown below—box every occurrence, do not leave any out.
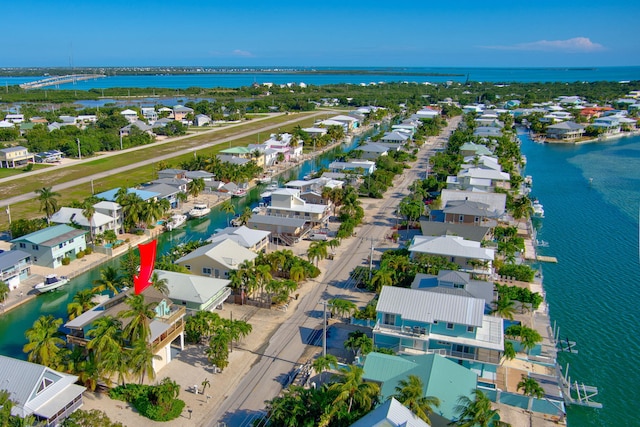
[171,105,194,122]
[419,221,490,243]
[158,168,187,180]
[391,124,417,136]
[50,207,119,237]
[185,170,215,182]
[10,224,87,269]
[411,270,495,308]
[439,189,507,217]
[373,286,503,366]
[175,238,258,279]
[349,397,430,427]
[592,116,622,135]
[261,132,303,160]
[473,127,503,138]
[414,108,440,120]
[208,225,270,252]
[459,142,493,157]
[266,188,331,227]
[246,215,307,246]
[0,355,85,426]
[545,121,586,142]
[301,127,327,138]
[65,286,185,374]
[460,155,503,173]
[93,201,124,234]
[151,177,189,193]
[408,234,494,275]
[380,130,411,145]
[328,160,376,176]
[154,269,231,312]
[356,142,390,160]
[0,249,32,290]
[141,183,181,208]
[446,167,510,192]
[474,118,504,128]
[361,352,478,423]
[119,109,139,123]
[0,146,35,168]
[442,199,501,225]
[95,187,159,203]
[318,119,348,133]
[329,114,359,131]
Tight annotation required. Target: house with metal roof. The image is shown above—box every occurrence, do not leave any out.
[381,131,411,145]
[175,238,258,279]
[246,214,307,246]
[545,121,586,141]
[10,224,87,269]
[329,114,359,131]
[410,270,495,309]
[65,286,185,374]
[408,235,494,275]
[158,168,187,180]
[0,355,85,426]
[459,142,493,157]
[95,187,159,202]
[356,142,391,160]
[439,190,507,216]
[208,225,270,252]
[142,183,182,208]
[119,120,153,136]
[267,188,331,227]
[349,396,430,427]
[172,105,194,122]
[447,167,510,192]
[0,249,32,290]
[93,201,124,234]
[154,269,231,312]
[419,220,490,243]
[328,160,376,176]
[473,127,503,138]
[50,207,119,237]
[0,146,34,168]
[361,352,478,423]
[373,286,503,367]
[119,108,139,123]
[442,199,501,225]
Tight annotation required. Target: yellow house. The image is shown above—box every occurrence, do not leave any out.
[0,146,34,168]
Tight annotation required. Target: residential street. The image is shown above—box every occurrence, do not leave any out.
[208,116,460,427]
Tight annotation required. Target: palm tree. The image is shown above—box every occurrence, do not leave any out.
[491,296,516,320]
[86,316,124,359]
[129,339,159,384]
[344,330,373,356]
[82,200,96,242]
[307,241,328,266]
[0,281,9,303]
[517,375,545,399]
[451,389,500,427]
[176,191,188,208]
[92,266,123,295]
[289,264,307,283]
[23,315,66,368]
[511,195,533,220]
[393,375,440,424]
[35,187,61,224]
[312,354,337,384]
[221,199,236,225]
[119,294,156,344]
[328,298,357,320]
[371,268,394,293]
[187,177,205,199]
[67,289,98,320]
[238,206,253,226]
[328,365,380,414]
[150,271,169,295]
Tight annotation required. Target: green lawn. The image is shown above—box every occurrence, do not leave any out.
[0,113,323,230]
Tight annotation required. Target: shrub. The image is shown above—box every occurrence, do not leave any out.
[109,383,184,422]
[84,247,93,255]
[62,257,71,265]
[76,250,85,259]
[498,264,535,282]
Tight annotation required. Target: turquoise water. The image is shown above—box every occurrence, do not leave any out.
[5,66,639,90]
[521,133,640,427]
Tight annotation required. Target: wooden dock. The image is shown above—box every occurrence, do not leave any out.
[537,255,558,263]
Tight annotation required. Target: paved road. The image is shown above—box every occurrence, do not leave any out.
[0,111,332,208]
[208,117,461,427]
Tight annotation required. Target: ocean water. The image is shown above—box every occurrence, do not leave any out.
[521,133,640,427]
[4,66,639,90]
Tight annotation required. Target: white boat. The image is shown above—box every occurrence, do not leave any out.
[230,188,247,198]
[257,175,272,184]
[188,203,211,219]
[165,214,187,231]
[532,201,545,218]
[34,274,69,293]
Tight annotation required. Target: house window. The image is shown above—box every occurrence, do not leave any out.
[446,323,454,330]
[32,245,39,250]
[467,326,474,333]
[214,269,220,278]
[19,243,26,248]
[459,215,464,222]
[454,283,465,289]
[203,267,212,276]
[185,265,191,271]
[37,377,54,394]
[383,313,396,326]
[433,320,438,325]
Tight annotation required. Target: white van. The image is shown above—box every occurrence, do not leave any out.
[308,233,328,241]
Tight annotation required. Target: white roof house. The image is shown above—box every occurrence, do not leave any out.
[154,269,231,312]
[350,397,430,427]
[176,239,258,276]
[0,355,85,424]
[49,207,118,235]
[208,225,270,252]
[409,235,495,262]
[439,189,507,216]
[120,109,139,123]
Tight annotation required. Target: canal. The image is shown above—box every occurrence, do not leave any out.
[0,128,377,359]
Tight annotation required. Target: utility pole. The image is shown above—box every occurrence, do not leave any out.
[322,301,327,357]
[369,239,374,280]
[76,138,81,160]
[6,205,11,226]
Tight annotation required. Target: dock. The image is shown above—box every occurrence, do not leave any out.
[537,255,558,263]
[19,74,106,89]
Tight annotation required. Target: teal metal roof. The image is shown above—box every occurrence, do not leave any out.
[220,146,253,154]
[11,224,84,245]
[363,352,477,421]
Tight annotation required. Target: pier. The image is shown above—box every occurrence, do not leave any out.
[19,74,106,89]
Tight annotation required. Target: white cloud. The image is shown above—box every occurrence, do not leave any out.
[232,49,253,57]
[482,37,605,53]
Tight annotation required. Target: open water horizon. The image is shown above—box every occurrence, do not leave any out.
[521,133,640,427]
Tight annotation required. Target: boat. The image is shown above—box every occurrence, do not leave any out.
[259,190,273,204]
[165,214,187,231]
[230,188,247,198]
[34,274,69,293]
[257,175,272,184]
[532,201,545,218]
[188,203,211,219]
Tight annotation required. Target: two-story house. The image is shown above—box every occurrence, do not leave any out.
[373,286,503,367]
[266,188,331,227]
[10,225,88,269]
[0,249,32,290]
[0,146,34,168]
[208,226,270,253]
[409,234,495,275]
[175,238,258,279]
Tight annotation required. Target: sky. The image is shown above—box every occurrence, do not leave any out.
[3,0,639,68]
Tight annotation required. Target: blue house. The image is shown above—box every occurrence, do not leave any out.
[373,286,503,370]
[10,225,87,269]
[0,249,32,290]
[95,187,159,202]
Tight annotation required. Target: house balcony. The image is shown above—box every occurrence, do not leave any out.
[398,345,501,365]
[0,262,31,280]
[373,322,429,340]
